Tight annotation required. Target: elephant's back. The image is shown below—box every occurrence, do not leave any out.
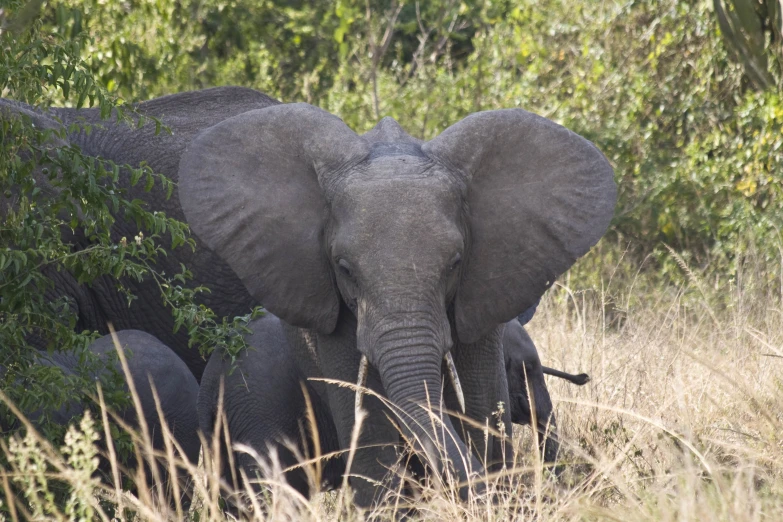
[92,330,201,463]
[242,314,289,354]
[198,313,304,437]
[502,320,539,365]
[200,313,297,397]
[91,329,200,401]
[52,86,280,209]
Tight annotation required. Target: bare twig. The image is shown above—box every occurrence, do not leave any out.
[366,0,403,120]
[402,0,462,87]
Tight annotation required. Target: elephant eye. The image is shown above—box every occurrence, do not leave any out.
[449,253,462,271]
[337,258,354,278]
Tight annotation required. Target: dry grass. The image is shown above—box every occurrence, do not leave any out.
[1,251,782,521]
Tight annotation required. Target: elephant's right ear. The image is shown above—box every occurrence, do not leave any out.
[179,104,369,334]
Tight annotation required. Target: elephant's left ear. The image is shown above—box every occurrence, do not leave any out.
[422,109,616,344]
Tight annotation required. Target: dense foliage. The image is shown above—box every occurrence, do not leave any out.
[28,0,781,275]
[0,0,259,443]
[0,0,781,485]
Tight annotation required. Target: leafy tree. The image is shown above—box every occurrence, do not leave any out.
[0,0,258,449]
[325,0,783,287]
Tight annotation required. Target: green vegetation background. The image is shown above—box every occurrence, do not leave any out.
[0,0,781,468]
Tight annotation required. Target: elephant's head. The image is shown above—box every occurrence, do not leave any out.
[178,103,615,486]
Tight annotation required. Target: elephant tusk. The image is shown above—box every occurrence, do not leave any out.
[444,352,466,414]
[355,355,369,418]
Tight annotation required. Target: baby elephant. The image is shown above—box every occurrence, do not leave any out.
[198,313,346,505]
[4,330,201,505]
[199,314,589,502]
[503,320,589,463]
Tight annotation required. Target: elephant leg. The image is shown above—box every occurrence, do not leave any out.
[447,325,513,474]
[540,415,560,464]
[227,380,342,498]
[508,324,561,468]
[315,314,405,507]
[529,380,559,469]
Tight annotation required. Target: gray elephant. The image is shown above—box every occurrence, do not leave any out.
[197,313,346,503]
[179,98,615,503]
[503,319,589,463]
[2,330,201,505]
[199,313,591,504]
[1,89,276,380]
[4,89,615,504]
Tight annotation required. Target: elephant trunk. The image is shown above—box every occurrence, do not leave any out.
[371,326,483,498]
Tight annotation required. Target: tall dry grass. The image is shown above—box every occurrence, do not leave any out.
[1,249,782,521]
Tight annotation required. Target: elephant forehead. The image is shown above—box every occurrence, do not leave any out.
[341,156,458,202]
[357,153,440,179]
[330,176,464,261]
[334,174,461,227]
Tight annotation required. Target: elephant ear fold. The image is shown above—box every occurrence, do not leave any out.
[423,109,616,344]
[179,103,369,334]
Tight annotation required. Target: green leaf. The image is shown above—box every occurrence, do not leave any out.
[144,172,155,192]
[130,168,142,187]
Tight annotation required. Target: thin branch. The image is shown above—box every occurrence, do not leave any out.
[378,2,403,61]
[366,0,402,120]
[401,0,461,87]
[429,11,462,63]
